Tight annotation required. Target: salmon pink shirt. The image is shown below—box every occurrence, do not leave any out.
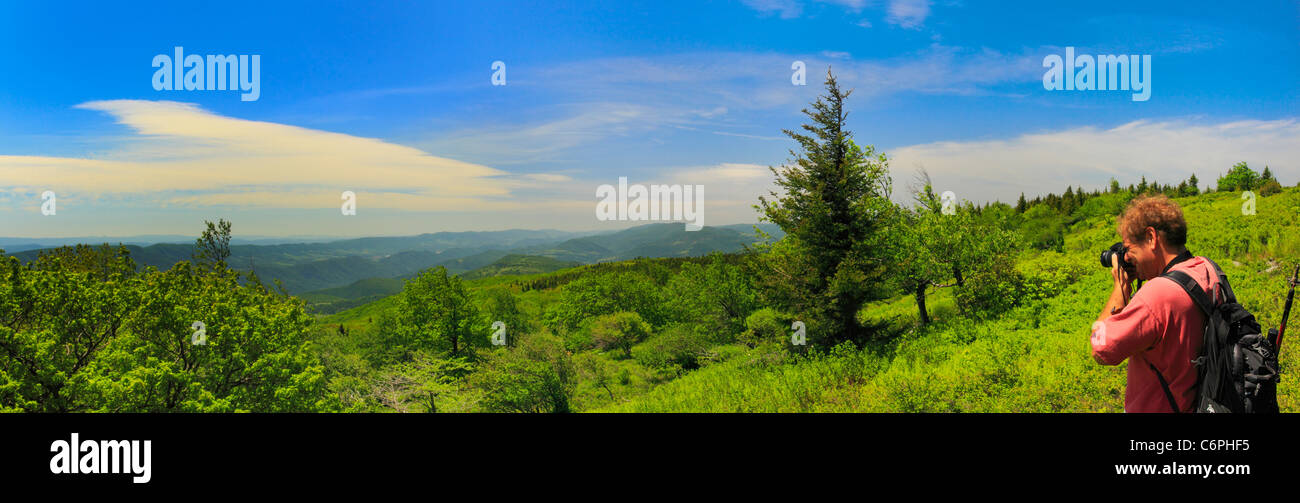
[1090,255,1220,413]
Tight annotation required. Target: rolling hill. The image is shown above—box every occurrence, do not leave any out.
[6,223,783,295]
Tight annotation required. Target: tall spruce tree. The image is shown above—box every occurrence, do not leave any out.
[756,69,892,347]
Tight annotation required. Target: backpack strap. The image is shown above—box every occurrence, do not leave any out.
[1151,265,1221,414]
[1201,258,1237,304]
[1161,270,1215,317]
[1146,361,1182,413]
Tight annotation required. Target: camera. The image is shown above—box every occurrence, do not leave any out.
[1099,242,1137,274]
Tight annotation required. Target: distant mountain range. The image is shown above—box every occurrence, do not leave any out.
[0,234,353,253]
[4,223,785,294]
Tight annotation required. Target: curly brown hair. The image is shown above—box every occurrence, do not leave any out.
[1117,194,1187,249]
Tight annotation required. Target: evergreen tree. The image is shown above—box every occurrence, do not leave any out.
[1061,186,1077,214]
[756,69,893,347]
[1015,192,1027,213]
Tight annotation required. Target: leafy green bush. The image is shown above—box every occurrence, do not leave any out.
[632,324,710,370]
[0,244,335,413]
[738,307,793,348]
[665,253,758,340]
[1015,250,1089,304]
[1019,204,1066,251]
[470,333,576,413]
[1259,178,1283,196]
[587,312,653,359]
[544,273,667,331]
[953,258,1022,319]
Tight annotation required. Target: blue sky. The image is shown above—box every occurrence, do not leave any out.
[1,0,1297,237]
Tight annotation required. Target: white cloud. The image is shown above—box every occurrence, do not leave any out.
[886,0,932,29]
[887,118,1300,206]
[421,102,686,165]
[0,100,560,212]
[664,162,780,224]
[740,0,931,28]
[740,0,803,18]
[521,173,574,183]
[422,47,1041,166]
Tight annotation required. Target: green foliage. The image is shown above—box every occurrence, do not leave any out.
[459,254,581,280]
[544,272,666,331]
[665,253,758,338]
[632,324,711,371]
[755,69,893,347]
[470,333,576,413]
[1019,204,1067,251]
[369,351,472,413]
[1074,192,1132,222]
[607,185,1300,412]
[391,267,485,358]
[1259,178,1283,196]
[952,256,1020,320]
[884,205,950,324]
[587,312,653,359]
[479,287,527,345]
[738,307,793,349]
[193,219,233,269]
[0,239,334,412]
[1217,161,1261,192]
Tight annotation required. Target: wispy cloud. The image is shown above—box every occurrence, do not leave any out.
[424,46,1042,165]
[740,0,804,19]
[740,0,933,28]
[886,0,932,29]
[888,118,1300,205]
[0,100,563,212]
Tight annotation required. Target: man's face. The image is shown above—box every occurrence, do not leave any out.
[1121,228,1159,280]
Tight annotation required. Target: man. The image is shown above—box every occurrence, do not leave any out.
[1091,195,1221,413]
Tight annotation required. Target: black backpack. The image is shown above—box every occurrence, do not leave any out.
[1156,258,1280,413]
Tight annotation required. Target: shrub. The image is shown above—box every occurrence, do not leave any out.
[632,324,711,370]
[471,333,576,413]
[954,258,1022,319]
[738,308,792,348]
[588,312,653,359]
[1259,178,1283,196]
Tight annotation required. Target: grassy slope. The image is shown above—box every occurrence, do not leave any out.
[602,187,1300,412]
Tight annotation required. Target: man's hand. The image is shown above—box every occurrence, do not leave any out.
[1110,254,1132,300]
[1097,254,1133,322]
